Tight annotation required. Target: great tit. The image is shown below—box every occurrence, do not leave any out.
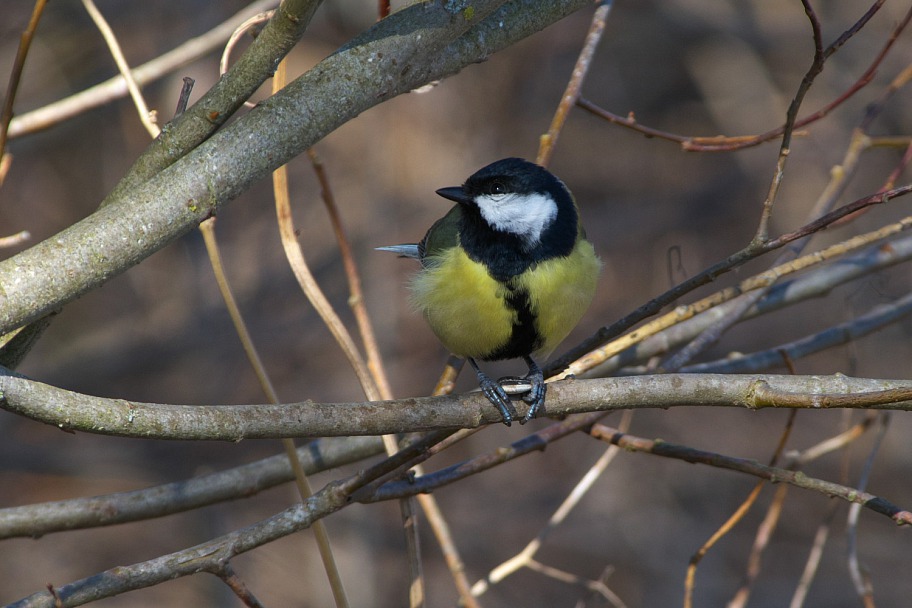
[380,158,600,425]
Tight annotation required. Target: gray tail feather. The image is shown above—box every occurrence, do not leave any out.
[376,244,421,259]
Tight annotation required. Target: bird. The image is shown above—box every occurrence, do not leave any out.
[379,157,600,425]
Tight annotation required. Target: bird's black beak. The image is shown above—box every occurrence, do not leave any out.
[435,186,472,205]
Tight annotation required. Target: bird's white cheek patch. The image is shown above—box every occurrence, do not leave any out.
[476,192,557,246]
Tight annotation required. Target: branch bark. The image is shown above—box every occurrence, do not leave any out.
[2,369,911,439]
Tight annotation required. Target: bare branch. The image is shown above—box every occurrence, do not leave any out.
[0,436,382,539]
[586,424,911,526]
[536,0,613,166]
[4,369,912,439]
[0,0,48,158]
[682,291,912,375]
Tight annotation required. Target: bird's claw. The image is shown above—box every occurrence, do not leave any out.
[520,357,546,424]
[496,378,545,424]
[469,357,545,425]
[477,374,517,426]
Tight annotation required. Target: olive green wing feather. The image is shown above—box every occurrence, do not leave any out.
[417,205,462,267]
[377,205,462,268]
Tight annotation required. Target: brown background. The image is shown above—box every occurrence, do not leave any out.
[1,1,911,606]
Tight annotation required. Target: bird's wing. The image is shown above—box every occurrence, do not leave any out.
[376,206,462,267]
[418,205,462,266]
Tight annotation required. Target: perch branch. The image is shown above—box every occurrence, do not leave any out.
[4,370,912,439]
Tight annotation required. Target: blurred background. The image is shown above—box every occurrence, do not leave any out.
[2,0,912,606]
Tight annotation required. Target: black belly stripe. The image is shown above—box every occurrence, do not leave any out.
[484,283,543,361]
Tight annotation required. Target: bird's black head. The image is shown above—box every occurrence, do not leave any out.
[436,158,578,259]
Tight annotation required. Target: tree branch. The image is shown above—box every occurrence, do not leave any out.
[0,435,382,539]
[586,423,912,526]
[3,369,912,439]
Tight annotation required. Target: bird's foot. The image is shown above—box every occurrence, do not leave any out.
[477,374,517,426]
[520,357,546,424]
[469,359,517,426]
[498,364,546,423]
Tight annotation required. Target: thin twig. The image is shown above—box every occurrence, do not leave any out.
[307,149,395,400]
[265,59,351,608]
[846,413,890,607]
[684,410,797,608]
[174,77,195,116]
[536,0,613,167]
[415,489,480,608]
[362,412,609,502]
[81,0,160,138]
[586,424,912,526]
[471,410,631,599]
[727,483,791,608]
[200,218,351,608]
[299,149,432,606]
[524,559,627,606]
[788,502,840,608]
[274,148,379,399]
[787,413,878,468]
[0,230,31,249]
[0,0,48,157]
[575,4,911,154]
[8,0,279,138]
[220,10,276,109]
[214,565,266,608]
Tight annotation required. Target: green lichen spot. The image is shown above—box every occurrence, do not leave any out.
[464,6,474,20]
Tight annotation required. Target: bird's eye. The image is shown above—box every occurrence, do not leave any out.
[490,181,506,195]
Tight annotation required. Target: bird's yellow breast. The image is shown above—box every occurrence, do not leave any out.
[410,239,599,361]
[517,239,600,358]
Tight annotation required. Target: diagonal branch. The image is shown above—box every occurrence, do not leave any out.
[586,423,912,526]
[0,436,383,539]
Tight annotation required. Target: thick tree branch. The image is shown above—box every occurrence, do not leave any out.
[2,369,912,439]
[0,0,590,335]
